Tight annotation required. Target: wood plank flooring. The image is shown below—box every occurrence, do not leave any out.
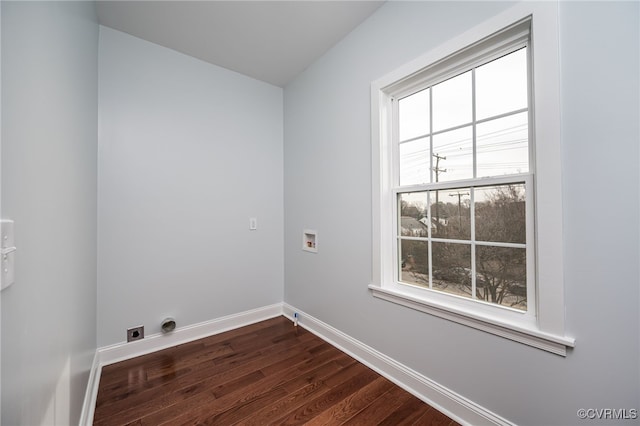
[94,316,459,425]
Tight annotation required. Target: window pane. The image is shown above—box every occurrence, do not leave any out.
[432,242,471,298]
[476,112,529,177]
[399,137,430,186]
[431,188,470,240]
[476,48,528,120]
[399,192,429,237]
[476,245,526,310]
[432,126,473,182]
[475,184,526,244]
[399,239,429,288]
[399,89,430,142]
[432,71,472,132]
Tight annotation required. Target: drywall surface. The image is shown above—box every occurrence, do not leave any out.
[98,27,284,347]
[558,0,640,421]
[1,2,99,424]
[283,1,639,424]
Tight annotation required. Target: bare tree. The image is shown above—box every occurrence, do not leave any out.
[474,184,527,309]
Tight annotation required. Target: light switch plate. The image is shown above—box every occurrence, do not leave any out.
[1,220,16,290]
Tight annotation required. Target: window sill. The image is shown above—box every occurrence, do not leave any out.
[368,284,575,356]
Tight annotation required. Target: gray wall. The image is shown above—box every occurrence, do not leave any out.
[97,27,284,347]
[560,0,640,419]
[1,2,98,425]
[283,2,639,425]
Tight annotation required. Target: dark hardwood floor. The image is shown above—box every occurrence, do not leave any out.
[94,316,459,425]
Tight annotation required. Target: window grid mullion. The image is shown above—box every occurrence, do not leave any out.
[428,86,434,289]
[427,191,433,289]
[472,68,477,179]
[395,236,525,248]
[470,187,477,300]
[471,66,478,301]
[429,88,434,184]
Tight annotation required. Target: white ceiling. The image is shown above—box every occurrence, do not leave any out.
[96,1,385,87]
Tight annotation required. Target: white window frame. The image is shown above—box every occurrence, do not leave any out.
[370,2,575,356]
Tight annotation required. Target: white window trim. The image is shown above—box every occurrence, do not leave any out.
[370,1,575,356]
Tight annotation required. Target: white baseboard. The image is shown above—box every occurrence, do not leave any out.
[98,303,283,366]
[78,351,101,426]
[80,302,512,426]
[282,303,514,426]
[79,303,282,425]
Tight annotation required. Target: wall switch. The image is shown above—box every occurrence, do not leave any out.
[249,217,257,230]
[1,220,16,291]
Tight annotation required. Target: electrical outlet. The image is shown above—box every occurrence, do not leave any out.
[127,325,144,342]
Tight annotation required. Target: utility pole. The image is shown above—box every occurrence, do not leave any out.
[432,153,447,226]
[432,153,447,183]
[449,191,469,230]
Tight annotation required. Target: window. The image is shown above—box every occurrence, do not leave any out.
[370,3,574,355]
[397,46,533,314]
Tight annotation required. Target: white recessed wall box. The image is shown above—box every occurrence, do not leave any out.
[302,229,318,253]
